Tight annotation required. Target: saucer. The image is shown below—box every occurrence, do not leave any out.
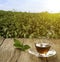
[28,49,56,57]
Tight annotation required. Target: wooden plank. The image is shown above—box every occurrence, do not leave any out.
[0,39,14,62]
[34,39,60,62]
[51,39,60,62]
[17,39,60,62]
[0,38,24,62]
[0,38,60,62]
[0,38,5,46]
[38,39,60,62]
[17,39,41,62]
[9,38,24,62]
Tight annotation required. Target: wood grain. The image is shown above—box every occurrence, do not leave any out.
[17,39,41,62]
[0,38,60,62]
[0,37,5,46]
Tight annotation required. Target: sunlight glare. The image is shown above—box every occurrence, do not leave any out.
[47,0,60,13]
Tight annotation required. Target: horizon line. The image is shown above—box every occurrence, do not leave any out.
[0,9,60,13]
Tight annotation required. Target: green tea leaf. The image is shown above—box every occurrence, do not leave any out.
[14,38,30,51]
[24,45,30,50]
[14,38,23,48]
[14,38,22,45]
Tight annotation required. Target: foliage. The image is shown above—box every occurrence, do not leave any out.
[0,10,60,38]
[14,38,30,51]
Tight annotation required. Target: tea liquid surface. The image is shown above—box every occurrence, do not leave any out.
[35,43,51,54]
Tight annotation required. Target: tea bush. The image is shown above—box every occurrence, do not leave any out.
[0,10,60,38]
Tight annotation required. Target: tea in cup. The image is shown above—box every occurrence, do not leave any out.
[35,43,51,54]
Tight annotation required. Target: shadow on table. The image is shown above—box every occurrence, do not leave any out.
[39,54,59,62]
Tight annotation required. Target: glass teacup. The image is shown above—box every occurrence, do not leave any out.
[35,42,51,54]
[35,39,52,55]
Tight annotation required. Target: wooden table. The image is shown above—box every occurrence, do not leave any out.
[0,38,60,62]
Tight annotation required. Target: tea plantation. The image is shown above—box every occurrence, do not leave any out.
[0,10,60,38]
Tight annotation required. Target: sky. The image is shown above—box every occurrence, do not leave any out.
[0,0,60,13]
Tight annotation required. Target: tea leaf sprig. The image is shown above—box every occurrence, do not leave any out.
[14,39,30,51]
